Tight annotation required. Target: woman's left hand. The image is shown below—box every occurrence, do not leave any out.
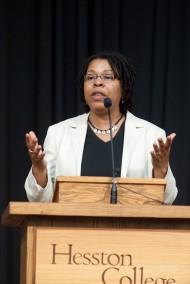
[151,133,176,178]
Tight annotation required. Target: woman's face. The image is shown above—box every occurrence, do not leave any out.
[84,59,122,114]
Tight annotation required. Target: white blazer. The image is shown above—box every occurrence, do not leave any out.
[25,112,178,204]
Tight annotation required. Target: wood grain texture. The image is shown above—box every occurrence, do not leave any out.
[53,176,166,205]
[2,202,190,227]
[34,228,190,284]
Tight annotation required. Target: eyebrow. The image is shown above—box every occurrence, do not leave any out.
[86,69,113,73]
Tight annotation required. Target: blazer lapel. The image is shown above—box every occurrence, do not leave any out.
[68,114,89,175]
[121,112,144,177]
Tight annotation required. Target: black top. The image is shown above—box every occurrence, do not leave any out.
[81,121,125,177]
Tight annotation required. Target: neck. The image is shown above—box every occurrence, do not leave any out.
[89,110,122,128]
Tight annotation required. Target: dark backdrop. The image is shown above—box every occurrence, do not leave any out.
[1,0,190,283]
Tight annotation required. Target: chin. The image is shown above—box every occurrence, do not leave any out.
[90,104,106,113]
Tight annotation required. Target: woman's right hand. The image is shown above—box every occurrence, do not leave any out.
[25,131,47,187]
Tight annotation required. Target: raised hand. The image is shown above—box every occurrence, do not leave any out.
[25,131,47,187]
[151,133,176,178]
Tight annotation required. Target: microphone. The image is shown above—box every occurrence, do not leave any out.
[104,97,117,204]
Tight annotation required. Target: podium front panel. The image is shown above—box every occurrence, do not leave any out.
[33,227,190,283]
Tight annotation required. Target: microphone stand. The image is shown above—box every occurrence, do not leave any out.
[107,107,117,204]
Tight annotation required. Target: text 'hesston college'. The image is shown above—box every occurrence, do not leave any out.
[50,244,176,284]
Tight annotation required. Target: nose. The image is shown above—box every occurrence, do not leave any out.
[93,76,104,86]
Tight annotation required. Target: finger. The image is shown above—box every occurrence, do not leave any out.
[25,131,39,150]
[153,142,160,154]
[165,133,176,150]
[28,145,42,155]
[167,133,176,143]
[29,148,46,164]
[151,150,157,159]
[150,150,161,161]
[157,137,166,152]
[168,132,176,140]
[26,131,37,142]
[152,139,165,160]
[25,133,35,147]
[32,151,46,161]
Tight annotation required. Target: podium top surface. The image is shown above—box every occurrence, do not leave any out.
[1,202,190,227]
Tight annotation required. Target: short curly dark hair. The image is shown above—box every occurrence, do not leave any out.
[77,50,136,114]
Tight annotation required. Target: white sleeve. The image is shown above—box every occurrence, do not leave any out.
[163,165,178,205]
[24,126,56,202]
[25,168,54,202]
[152,129,178,205]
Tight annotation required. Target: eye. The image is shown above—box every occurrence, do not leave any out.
[102,74,114,80]
[85,74,96,81]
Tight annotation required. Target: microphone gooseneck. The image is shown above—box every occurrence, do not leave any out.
[104,97,117,204]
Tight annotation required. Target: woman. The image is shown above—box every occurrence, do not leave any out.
[25,50,177,204]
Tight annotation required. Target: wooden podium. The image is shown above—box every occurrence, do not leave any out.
[2,177,190,283]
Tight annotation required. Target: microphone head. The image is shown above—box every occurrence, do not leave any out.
[104,97,112,108]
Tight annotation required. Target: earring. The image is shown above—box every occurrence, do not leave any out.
[121,96,125,105]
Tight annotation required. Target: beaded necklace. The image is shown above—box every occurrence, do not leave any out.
[88,114,123,135]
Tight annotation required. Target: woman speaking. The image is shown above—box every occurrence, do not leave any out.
[25,50,177,204]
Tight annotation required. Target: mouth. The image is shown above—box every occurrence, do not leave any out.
[91,92,106,101]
